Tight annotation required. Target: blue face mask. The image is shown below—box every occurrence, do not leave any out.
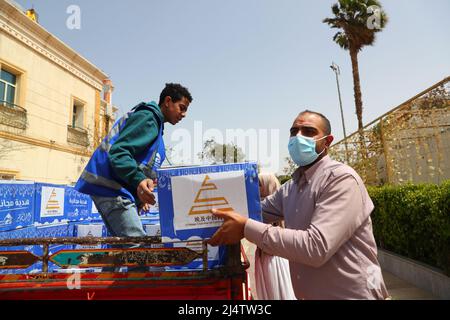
[288,135,328,167]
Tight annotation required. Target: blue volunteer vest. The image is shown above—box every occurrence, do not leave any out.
[75,102,166,202]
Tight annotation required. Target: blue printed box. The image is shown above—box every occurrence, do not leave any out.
[72,222,107,238]
[65,186,100,222]
[143,223,160,237]
[0,223,73,240]
[88,201,102,221]
[0,181,35,232]
[34,183,68,224]
[139,188,160,218]
[35,222,73,238]
[157,162,261,242]
[71,221,107,250]
[0,225,37,240]
[140,214,160,226]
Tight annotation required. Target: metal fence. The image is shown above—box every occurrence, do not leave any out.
[330,77,450,186]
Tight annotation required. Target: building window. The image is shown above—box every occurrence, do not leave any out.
[0,69,17,108]
[72,98,85,129]
[68,97,88,147]
[0,65,26,130]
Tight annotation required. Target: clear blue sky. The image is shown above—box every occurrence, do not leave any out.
[14,0,450,173]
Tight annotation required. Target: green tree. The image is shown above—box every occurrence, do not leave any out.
[324,0,388,156]
[282,156,297,176]
[198,139,246,164]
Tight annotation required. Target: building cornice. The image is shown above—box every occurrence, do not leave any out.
[0,0,108,91]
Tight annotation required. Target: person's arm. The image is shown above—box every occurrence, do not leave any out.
[260,186,285,224]
[108,110,160,192]
[245,173,368,268]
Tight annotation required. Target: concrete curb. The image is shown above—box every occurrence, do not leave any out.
[378,248,450,300]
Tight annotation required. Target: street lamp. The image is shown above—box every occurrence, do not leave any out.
[330,62,349,163]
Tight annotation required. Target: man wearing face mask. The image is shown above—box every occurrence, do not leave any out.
[208,110,389,300]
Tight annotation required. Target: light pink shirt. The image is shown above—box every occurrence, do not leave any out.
[245,155,389,300]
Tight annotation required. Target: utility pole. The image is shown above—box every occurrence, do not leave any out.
[330,62,349,163]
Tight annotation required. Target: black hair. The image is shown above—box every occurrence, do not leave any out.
[299,110,332,135]
[158,83,193,105]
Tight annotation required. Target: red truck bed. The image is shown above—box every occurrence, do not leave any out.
[0,237,250,300]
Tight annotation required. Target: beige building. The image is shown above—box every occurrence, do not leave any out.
[0,0,116,185]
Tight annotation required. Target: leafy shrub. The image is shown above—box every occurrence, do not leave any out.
[368,181,450,275]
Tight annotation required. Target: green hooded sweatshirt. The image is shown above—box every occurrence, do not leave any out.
[108,101,164,199]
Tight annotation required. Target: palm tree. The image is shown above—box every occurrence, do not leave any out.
[324,0,387,157]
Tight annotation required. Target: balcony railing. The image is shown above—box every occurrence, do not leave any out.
[67,125,89,147]
[0,101,27,130]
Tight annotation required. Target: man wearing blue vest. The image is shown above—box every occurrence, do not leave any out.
[75,83,192,240]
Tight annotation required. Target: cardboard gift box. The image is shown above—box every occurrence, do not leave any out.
[65,186,101,222]
[34,183,68,225]
[157,162,262,243]
[0,181,35,232]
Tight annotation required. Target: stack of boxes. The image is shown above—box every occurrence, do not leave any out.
[1,176,227,274]
[0,181,161,274]
[0,181,98,273]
